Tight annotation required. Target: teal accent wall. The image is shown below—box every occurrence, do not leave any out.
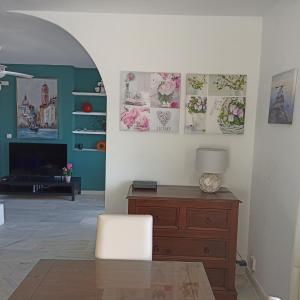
[0,64,106,191]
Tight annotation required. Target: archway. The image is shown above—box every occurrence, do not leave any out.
[0,12,107,299]
[0,12,107,192]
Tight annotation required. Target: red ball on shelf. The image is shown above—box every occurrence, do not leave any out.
[82,102,92,113]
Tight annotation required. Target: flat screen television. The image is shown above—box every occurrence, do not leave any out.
[9,143,67,177]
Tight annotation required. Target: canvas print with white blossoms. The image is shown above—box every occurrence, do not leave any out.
[185,74,247,135]
[120,71,181,133]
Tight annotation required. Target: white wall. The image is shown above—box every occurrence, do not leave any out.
[21,11,262,257]
[248,1,300,299]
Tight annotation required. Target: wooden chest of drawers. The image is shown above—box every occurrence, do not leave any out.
[128,185,240,300]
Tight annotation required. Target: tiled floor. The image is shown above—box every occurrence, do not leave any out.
[0,195,259,300]
[0,195,105,300]
[236,268,260,299]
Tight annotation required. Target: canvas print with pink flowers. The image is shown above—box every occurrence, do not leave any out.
[120,71,181,133]
[185,74,247,135]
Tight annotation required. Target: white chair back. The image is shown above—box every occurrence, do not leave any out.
[95,214,153,260]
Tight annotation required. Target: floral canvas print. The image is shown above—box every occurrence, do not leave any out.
[186,74,208,96]
[217,97,246,134]
[17,78,58,139]
[268,69,297,124]
[120,71,181,133]
[208,74,247,97]
[185,74,247,134]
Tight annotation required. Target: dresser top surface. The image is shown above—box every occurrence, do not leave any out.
[128,185,239,202]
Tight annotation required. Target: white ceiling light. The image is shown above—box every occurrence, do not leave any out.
[0,64,33,79]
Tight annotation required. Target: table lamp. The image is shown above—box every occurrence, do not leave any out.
[196,148,228,193]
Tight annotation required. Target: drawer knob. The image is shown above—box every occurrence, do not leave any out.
[204,247,210,254]
[205,217,212,224]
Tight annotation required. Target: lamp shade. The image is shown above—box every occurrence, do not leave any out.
[196,148,228,174]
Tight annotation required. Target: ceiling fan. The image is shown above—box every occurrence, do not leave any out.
[0,64,33,79]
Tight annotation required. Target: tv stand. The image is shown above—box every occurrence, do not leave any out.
[0,176,81,201]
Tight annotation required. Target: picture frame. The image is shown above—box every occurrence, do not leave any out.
[185,73,247,135]
[268,69,298,124]
[16,78,58,139]
[120,71,181,133]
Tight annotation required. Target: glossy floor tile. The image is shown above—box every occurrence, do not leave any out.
[0,195,105,300]
[236,267,260,299]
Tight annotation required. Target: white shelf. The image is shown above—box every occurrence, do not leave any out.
[72,92,106,97]
[72,111,106,116]
[72,130,106,135]
[73,148,100,152]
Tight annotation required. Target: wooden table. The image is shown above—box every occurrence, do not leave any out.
[9,259,215,300]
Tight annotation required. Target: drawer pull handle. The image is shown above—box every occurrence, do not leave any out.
[204,247,210,254]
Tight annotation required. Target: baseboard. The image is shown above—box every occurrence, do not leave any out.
[246,267,268,300]
[81,190,105,196]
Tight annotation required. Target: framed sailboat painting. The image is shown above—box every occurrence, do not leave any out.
[268,69,298,124]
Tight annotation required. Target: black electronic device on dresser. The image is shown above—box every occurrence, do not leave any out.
[0,143,81,200]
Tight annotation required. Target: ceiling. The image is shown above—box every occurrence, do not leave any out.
[0,0,279,16]
[0,0,281,68]
[0,13,95,68]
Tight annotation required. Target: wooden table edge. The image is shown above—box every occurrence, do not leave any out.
[8,259,55,300]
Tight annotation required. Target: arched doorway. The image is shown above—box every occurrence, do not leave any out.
[0,12,106,192]
[0,12,106,299]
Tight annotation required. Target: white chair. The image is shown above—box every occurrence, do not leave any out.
[95,214,153,260]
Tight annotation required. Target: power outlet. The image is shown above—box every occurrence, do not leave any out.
[250,255,256,272]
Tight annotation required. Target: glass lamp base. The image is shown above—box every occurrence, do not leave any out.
[199,173,221,193]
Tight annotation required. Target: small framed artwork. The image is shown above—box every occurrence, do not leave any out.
[268,69,298,124]
[120,71,181,133]
[185,74,247,135]
[17,78,58,139]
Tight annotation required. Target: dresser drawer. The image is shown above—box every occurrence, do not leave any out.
[128,185,240,300]
[153,237,227,259]
[206,268,226,289]
[135,206,179,229]
[187,208,229,230]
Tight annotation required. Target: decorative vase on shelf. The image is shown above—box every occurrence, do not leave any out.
[191,112,206,132]
[65,176,71,183]
[82,102,92,113]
